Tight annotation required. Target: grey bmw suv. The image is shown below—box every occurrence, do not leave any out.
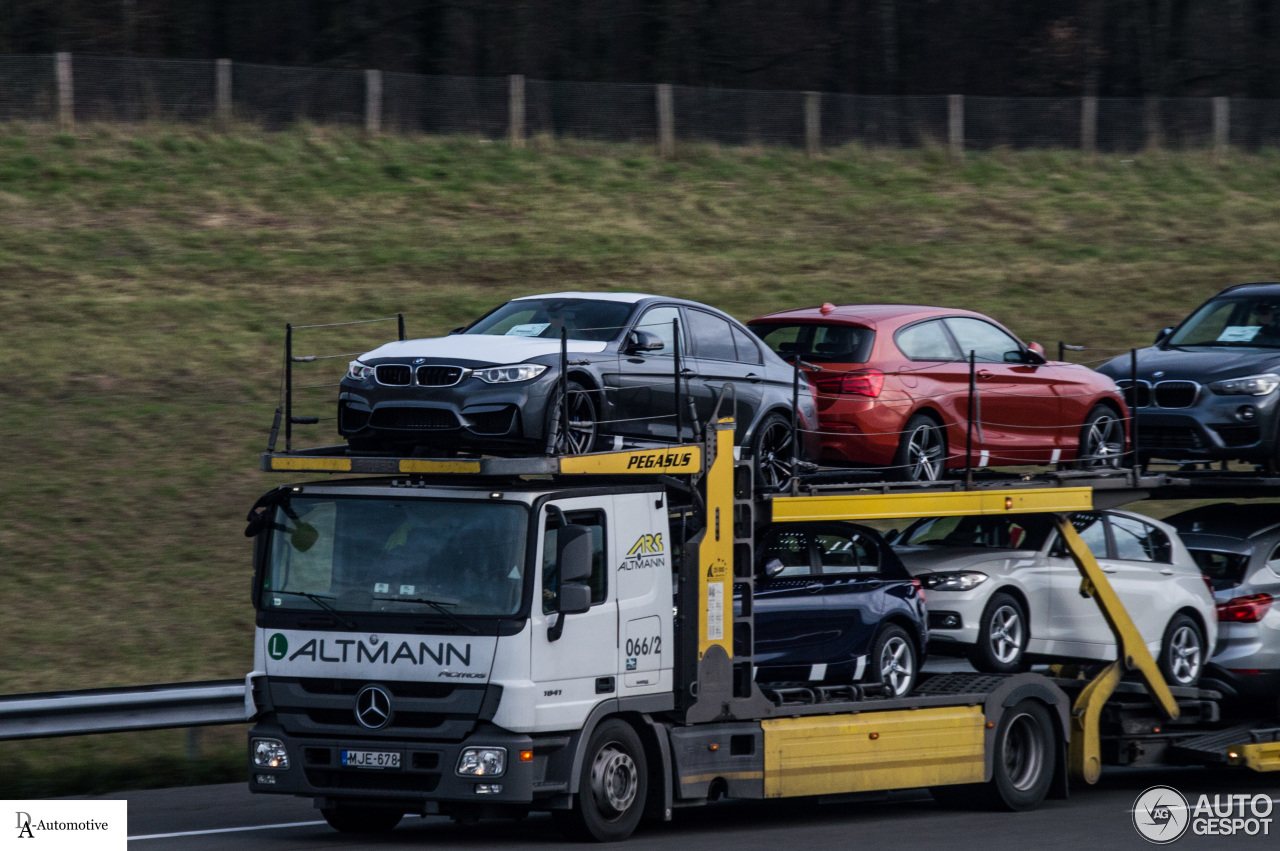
[1097,282,1280,467]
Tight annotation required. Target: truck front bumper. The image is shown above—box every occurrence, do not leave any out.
[248,720,540,809]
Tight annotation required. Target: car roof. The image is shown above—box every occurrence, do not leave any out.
[1217,281,1280,298]
[747,303,992,330]
[513,292,654,304]
[1164,502,1280,539]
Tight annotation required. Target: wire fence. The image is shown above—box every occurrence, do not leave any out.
[9,53,1280,152]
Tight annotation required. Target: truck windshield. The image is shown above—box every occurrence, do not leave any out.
[463,298,634,342]
[263,497,528,616]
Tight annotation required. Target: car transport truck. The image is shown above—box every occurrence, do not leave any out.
[245,394,1280,841]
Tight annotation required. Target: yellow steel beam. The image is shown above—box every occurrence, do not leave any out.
[558,445,703,475]
[1056,514,1179,785]
[770,487,1094,523]
[696,420,734,660]
[398,459,483,474]
[268,456,352,472]
[1226,742,1280,772]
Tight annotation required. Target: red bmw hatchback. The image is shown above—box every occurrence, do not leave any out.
[747,304,1128,481]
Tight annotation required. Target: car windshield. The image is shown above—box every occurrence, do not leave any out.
[1167,295,1280,348]
[752,323,875,363]
[900,514,1053,550]
[464,298,634,343]
[1187,548,1252,591]
[263,497,527,616]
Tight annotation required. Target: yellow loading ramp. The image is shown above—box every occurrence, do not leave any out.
[768,485,1180,785]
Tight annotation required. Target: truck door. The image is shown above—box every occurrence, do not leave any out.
[531,497,618,729]
[611,492,674,696]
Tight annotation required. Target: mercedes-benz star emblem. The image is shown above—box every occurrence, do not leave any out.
[354,685,393,730]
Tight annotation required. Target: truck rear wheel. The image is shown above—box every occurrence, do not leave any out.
[930,698,1055,811]
[555,718,648,842]
[320,803,404,833]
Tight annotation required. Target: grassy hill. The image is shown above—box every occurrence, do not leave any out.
[2,124,1280,792]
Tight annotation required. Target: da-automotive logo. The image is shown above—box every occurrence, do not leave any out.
[354,685,393,730]
[1133,785,1191,844]
[267,633,288,660]
[16,812,32,839]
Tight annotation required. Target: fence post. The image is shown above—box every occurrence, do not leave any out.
[948,94,964,161]
[215,59,231,129]
[657,83,675,159]
[508,74,525,148]
[804,91,821,158]
[55,52,73,131]
[1212,96,1229,161]
[1081,95,1098,155]
[364,69,382,135]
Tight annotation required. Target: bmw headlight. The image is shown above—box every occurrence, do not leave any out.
[346,361,375,381]
[252,738,290,769]
[456,747,507,776]
[473,364,548,384]
[1209,373,1280,396]
[920,571,989,591]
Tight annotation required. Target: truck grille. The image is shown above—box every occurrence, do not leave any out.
[1153,381,1199,408]
[266,677,488,742]
[305,769,441,793]
[375,365,412,386]
[370,407,459,431]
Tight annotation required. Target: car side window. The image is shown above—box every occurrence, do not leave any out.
[732,324,764,365]
[1269,543,1280,577]
[816,530,881,575]
[759,528,813,578]
[542,511,607,614]
[687,309,738,362]
[895,320,958,361]
[1109,515,1172,563]
[1053,512,1109,559]
[943,317,1023,364]
[633,306,684,356]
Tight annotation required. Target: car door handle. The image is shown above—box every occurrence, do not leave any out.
[680,368,696,375]
[1160,568,1174,575]
[977,369,994,380]
[1101,567,1118,574]
[745,372,762,382]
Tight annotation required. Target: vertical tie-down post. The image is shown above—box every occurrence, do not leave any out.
[1054,514,1179,784]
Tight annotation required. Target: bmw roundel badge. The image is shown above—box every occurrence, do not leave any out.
[413,358,426,365]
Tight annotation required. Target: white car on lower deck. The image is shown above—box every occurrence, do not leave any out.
[892,510,1217,686]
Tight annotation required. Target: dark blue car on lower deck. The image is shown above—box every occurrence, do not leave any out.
[748,521,928,697]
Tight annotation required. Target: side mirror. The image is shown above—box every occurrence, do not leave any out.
[1022,347,1047,365]
[448,326,466,335]
[556,524,593,615]
[1155,326,1174,345]
[625,329,664,355]
[763,557,786,579]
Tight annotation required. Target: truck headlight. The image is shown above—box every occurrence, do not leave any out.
[456,747,507,776]
[921,571,989,591]
[346,361,375,381]
[473,364,548,384]
[1210,373,1280,396]
[252,738,290,769]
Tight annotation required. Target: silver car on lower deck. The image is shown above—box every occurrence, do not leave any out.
[1167,503,1280,700]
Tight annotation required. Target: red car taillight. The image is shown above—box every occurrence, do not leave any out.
[1216,593,1273,623]
[815,369,885,398]
[910,577,925,604]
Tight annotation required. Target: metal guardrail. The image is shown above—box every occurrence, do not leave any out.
[0,679,249,741]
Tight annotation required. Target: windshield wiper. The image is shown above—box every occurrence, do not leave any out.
[374,596,479,635]
[267,589,358,630]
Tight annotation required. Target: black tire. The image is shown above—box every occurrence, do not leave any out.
[970,592,1029,674]
[320,804,404,833]
[932,699,1056,811]
[892,413,947,482]
[1159,613,1205,687]
[869,624,918,697]
[545,380,598,456]
[750,413,795,492]
[555,718,648,842]
[1076,405,1125,470]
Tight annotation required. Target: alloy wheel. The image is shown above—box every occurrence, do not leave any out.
[755,419,794,491]
[1081,414,1124,469]
[906,423,944,481]
[1168,624,1203,685]
[550,387,597,455]
[988,605,1024,665]
[880,635,914,696]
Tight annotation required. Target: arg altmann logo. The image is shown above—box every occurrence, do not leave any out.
[621,533,664,571]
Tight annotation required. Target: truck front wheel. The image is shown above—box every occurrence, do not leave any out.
[320,803,404,833]
[555,718,649,842]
